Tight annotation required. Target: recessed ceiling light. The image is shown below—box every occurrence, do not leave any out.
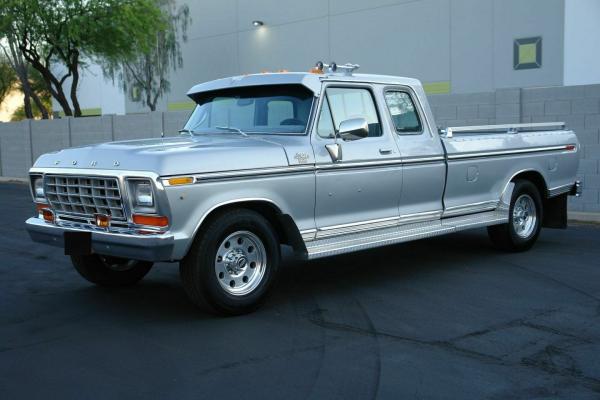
[252,20,264,27]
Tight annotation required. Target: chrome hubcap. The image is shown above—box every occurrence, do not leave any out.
[215,231,266,296]
[512,194,537,238]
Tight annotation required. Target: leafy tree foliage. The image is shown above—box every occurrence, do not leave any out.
[1,36,50,119]
[0,55,16,105]
[0,0,167,117]
[103,0,190,112]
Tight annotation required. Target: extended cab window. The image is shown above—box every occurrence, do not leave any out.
[384,91,422,133]
[317,87,381,138]
[184,84,314,135]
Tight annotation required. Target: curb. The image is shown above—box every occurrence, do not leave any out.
[568,211,600,224]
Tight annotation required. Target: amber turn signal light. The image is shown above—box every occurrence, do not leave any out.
[41,208,54,223]
[167,176,194,186]
[95,214,111,228]
[132,214,169,227]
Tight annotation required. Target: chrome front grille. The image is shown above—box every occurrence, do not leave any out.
[44,175,126,221]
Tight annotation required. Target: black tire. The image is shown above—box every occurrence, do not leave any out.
[487,179,543,252]
[179,209,280,316]
[71,255,153,287]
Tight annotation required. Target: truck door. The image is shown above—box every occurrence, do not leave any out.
[311,84,402,234]
[384,87,446,222]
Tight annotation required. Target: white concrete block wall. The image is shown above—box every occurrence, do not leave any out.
[0,120,32,178]
[70,116,113,147]
[30,118,69,161]
[113,112,163,141]
[432,83,600,213]
[0,84,599,215]
[163,111,190,137]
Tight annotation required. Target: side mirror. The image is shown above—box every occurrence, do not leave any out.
[338,117,369,141]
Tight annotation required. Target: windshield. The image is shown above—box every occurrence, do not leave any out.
[183,84,314,135]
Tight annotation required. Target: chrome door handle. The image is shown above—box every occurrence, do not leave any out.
[379,148,393,155]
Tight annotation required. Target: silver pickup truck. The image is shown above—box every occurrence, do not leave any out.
[26,63,581,315]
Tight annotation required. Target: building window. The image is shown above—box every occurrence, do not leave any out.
[514,37,542,70]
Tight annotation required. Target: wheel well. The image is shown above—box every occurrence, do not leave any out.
[511,170,567,228]
[511,171,547,198]
[200,201,307,254]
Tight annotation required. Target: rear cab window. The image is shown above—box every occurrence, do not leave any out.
[384,90,422,134]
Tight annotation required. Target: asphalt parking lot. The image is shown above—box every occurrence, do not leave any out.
[1,182,600,399]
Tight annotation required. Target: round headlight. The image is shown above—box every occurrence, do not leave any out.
[135,182,154,207]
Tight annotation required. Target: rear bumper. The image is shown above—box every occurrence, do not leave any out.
[25,217,176,262]
[571,180,582,197]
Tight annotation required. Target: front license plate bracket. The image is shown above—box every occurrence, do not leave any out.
[64,231,92,256]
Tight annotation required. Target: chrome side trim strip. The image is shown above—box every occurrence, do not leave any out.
[300,228,317,242]
[399,210,443,223]
[189,165,315,183]
[160,144,571,184]
[447,145,574,161]
[442,200,499,217]
[315,158,403,170]
[402,156,446,164]
[319,215,400,232]
[316,216,401,239]
[310,210,444,241]
[161,157,446,184]
[306,210,509,259]
[443,122,566,138]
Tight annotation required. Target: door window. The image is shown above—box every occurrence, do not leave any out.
[384,91,422,133]
[317,87,382,138]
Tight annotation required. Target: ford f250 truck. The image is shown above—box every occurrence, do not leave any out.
[26,62,581,315]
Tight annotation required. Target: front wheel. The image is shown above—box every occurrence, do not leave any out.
[487,179,543,252]
[179,209,280,316]
[71,254,153,286]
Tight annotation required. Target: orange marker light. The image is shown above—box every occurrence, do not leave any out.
[133,214,169,227]
[565,144,576,151]
[36,203,49,213]
[95,214,111,228]
[168,176,194,186]
[42,208,54,223]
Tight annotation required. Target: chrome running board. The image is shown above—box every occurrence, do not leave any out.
[305,210,508,260]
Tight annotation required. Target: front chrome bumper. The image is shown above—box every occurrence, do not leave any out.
[25,217,176,262]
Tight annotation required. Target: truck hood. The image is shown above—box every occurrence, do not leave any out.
[33,134,291,176]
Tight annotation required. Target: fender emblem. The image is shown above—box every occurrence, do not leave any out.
[294,152,310,164]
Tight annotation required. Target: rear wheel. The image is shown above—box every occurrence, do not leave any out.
[71,254,153,286]
[487,179,543,252]
[179,209,280,316]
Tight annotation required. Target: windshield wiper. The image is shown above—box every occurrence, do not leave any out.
[178,128,194,136]
[215,126,248,137]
